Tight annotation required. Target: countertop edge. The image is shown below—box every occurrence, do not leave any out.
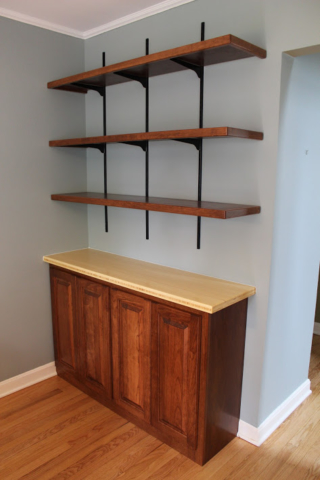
[43,254,256,314]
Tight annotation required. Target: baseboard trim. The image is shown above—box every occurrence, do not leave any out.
[314,322,320,335]
[0,362,57,398]
[238,379,311,446]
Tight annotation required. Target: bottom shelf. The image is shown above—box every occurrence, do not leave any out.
[51,192,261,219]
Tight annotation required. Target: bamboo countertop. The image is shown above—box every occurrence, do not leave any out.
[43,249,256,314]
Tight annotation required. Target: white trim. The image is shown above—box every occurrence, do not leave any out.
[238,379,311,446]
[0,362,57,398]
[0,7,82,38]
[0,0,195,40]
[82,0,195,39]
[314,322,320,335]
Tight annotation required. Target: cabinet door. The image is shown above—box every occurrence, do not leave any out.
[151,304,201,449]
[50,268,78,377]
[77,278,112,399]
[111,289,151,422]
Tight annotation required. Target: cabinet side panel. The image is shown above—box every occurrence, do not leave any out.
[204,299,248,463]
[78,278,112,398]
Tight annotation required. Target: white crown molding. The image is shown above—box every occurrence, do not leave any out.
[314,322,320,335]
[0,0,195,40]
[238,379,311,446]
[0,7,83,38]
[0,362,57,398]
[82,0,196,39]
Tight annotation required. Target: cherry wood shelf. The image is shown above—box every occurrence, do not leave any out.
[49,127,263,148]
[47,34,266,93]
[51,192,261,219]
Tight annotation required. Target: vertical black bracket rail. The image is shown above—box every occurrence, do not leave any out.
[172,23,205,248]
[102,52,108,232]
[197,22,205,249]
[145,39,150,240]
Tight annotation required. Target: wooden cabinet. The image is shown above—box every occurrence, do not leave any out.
[151,304,201,449]
[111,289,151,422]
[48,253,252,466]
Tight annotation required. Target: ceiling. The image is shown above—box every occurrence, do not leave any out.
[0,0,194,39]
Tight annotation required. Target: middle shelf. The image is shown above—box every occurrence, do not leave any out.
[49,127,263,148]
[51,192,261,219]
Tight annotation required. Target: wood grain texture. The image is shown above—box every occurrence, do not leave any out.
[151,304,201,451]
[49,127,263,147]
[203,300,248,464]
[111,289,151,423]
[50,269,78,376]
[50,192,261,219]
[47,34,266,91]
[44,249,256,314]
[77,278,112,399]
[0,336,318,479]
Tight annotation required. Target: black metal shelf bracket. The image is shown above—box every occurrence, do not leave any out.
[121,141,148,151]
[84,144,106,154]
[170,58,203,79]
[72,82,105,97]
[115,71,148,89]
[174,138,202,150]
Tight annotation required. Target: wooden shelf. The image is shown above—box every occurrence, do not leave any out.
[47,34,266,93]
[49,127,263,148]
[51,192,261,219]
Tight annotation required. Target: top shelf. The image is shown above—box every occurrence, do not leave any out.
[47,34,266,93]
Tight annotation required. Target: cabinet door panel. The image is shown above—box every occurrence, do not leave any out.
[78,278,112,398]
[111,289,151,422]
[50,268,78,375]
[151,304,201,449]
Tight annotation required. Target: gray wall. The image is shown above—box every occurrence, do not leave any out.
[0,18,88,381]
[260,52,320,423]
[84,0,320,427]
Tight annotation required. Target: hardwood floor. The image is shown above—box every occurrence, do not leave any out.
[0,335,319,479]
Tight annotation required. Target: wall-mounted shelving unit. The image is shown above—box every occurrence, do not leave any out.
[48,28,266,248]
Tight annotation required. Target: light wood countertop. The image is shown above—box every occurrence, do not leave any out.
[43,248,256,314]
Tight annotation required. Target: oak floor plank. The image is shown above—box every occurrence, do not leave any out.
[0,335,318,479]
[115,444,179,480]
[0,389,88,440]
[0,398,107,463]
[21,417,131,479]
[87,435,162,480]
[44,425,147,480]
[0,407,119,478]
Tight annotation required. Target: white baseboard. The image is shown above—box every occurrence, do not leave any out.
[0,362,57,398]
[238,379,311,446]
[314,322,320,335]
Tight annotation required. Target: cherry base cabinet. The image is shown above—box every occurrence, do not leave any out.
[47,252,252,466]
